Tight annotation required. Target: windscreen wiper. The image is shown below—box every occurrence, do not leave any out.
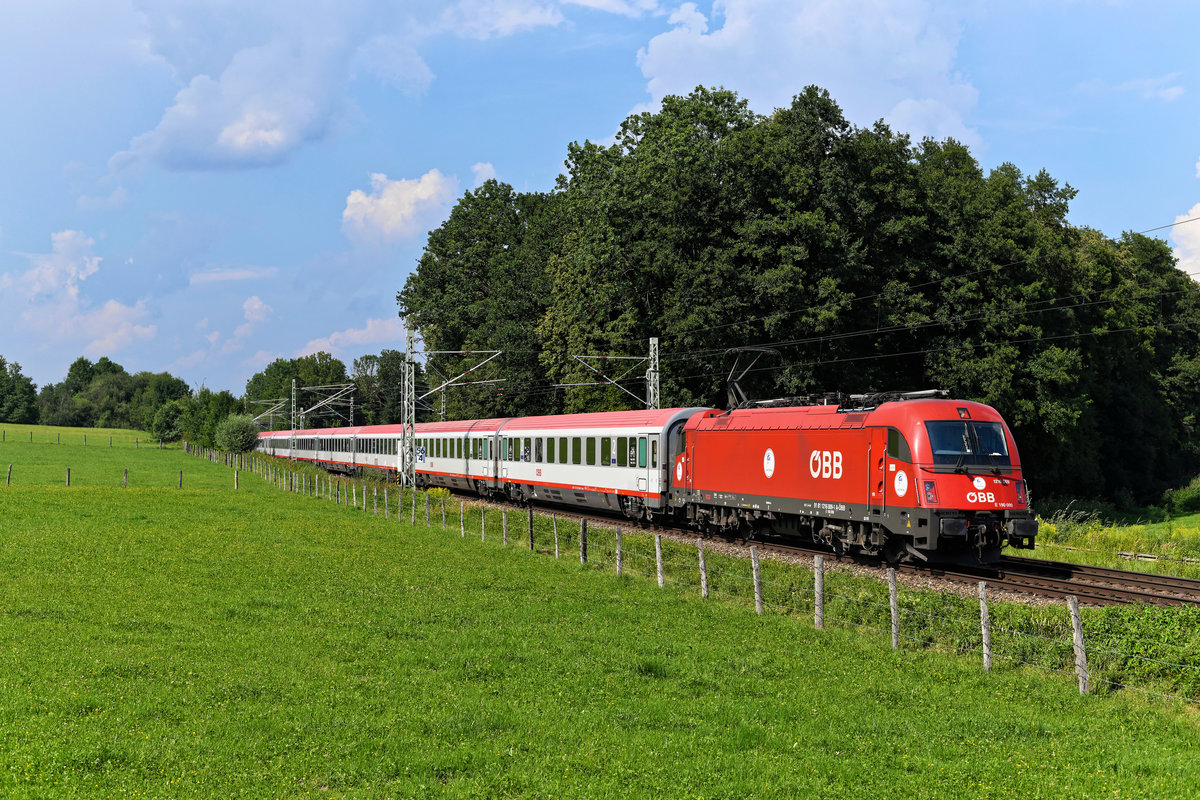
[953,431,970,473]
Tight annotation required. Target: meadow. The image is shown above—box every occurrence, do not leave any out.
[1,426,1198,798]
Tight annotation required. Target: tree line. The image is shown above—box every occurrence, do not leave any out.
[399,85,1200,506]
[0,347,423,448]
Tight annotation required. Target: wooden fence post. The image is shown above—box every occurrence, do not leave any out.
[178,470,183,489]
[66,468,70,487]
[814,555,825,630]
[7,464,12,486]
[528,507,534,551]
[751,545,763,615]
[616,530,623,576]
[979,582,992,673]
[235,470,239,491]
[1068,596,1090,695]
[655,535,664,588]
[888,568,899,650]
[698,540,708,599]
[580,518,588,564]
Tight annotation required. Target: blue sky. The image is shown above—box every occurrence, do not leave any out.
[2,0,1198,395]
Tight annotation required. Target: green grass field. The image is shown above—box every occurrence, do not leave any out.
[2,428,1199,798]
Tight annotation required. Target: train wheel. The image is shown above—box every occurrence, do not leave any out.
[883,537,905,565]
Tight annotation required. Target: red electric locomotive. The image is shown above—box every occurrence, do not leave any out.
[670,391,1037,563]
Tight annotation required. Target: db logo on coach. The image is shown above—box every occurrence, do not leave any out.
[809,450,843,479]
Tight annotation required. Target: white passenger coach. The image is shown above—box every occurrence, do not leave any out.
[257,408,711,519]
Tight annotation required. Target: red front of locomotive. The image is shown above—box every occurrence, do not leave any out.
[874,399,1037,561]
[674,398,1037,563]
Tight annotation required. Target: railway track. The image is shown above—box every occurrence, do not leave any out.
[447,490,1200,607]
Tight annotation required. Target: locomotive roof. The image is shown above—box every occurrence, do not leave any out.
[686,398,1005,432]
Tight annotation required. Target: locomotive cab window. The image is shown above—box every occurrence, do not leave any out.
[925,421,1011,468]
[887,428,912,462]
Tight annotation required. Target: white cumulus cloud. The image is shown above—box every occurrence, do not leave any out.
[636,0,980,145]
[298,317,406,356]
[113,0,646,172]
[4,231,156,356]
[1171,204,1200,279]
[242,295,273,323]
[342,169,459,242]
[14,230,102,299]
[471,161,497,185]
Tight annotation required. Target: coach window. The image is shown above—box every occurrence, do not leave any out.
[651,438,658,469]
[600,437,611,466]
[638,437,647,468]
[535,438,543,463]
[617,437,628,467]
[585,437,596,466]
[571,437,581,465]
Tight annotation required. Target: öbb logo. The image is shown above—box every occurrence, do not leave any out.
[809,450,843,479]
[967,491,996,503]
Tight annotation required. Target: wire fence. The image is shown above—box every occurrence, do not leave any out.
[210,450,1200,707]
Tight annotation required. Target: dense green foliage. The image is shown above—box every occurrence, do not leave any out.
[1,435,1198,797]
[243,351,351,428]
[399,86,1200,504]
[0,354,246,448]
[214,414,260,453]
[36,356,193,431]
[0,357,38,424]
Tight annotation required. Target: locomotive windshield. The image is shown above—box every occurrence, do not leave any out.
[924,421,1011,469]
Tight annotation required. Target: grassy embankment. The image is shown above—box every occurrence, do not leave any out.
[1036,509,1200,580]
[1,425,1198,798]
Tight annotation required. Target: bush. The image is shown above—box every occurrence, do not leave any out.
[215,414,260,454]
[1163,476,1200,516]
[151,399,187,442]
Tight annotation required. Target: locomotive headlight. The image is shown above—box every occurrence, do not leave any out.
[1016,480,1027,506]
[923,480,939,505]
